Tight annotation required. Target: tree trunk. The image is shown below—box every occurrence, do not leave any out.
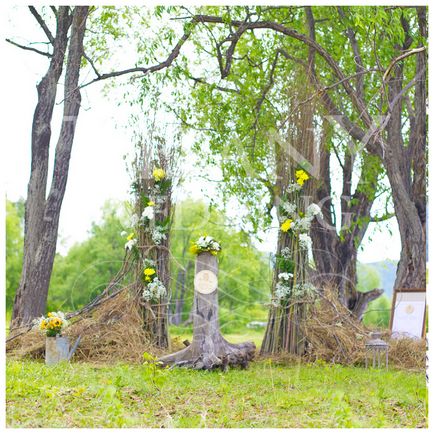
[11,7,89,330]
[159,252,256,370]
[384,7,426,290]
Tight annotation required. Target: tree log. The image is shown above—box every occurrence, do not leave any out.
[159,252,256,370]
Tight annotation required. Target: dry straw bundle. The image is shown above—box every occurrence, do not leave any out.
[302,288,426,371]
[6,288,178,363]
[7,286,426,371]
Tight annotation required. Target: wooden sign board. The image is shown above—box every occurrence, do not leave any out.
[194,270,218,295]
[390,288,426,339]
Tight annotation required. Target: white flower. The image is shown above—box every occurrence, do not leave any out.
[275,282,291,300]
[293,217,312,232]
[211,241,221,251]
[193,235,221,252]
[125,238,137,250]
[287,182,302,193]
[143,258,156,268]
[120,230,127,237]
[280,201,297,216]
[152,227,166,245]
[306,203,323,219]
[299,233,312,250]
[280,247,291,259]
[142,206,155,221]
[278,272,293,281]
[143,278,167,301]
[292,282,316,298]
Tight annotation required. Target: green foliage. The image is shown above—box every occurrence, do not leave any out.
[6,199,24,310]
[363,295,391,328]
[357,263,381,293]
[6,359,426,427]
[357,262,391,327]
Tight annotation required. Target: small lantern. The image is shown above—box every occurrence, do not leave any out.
[365,331,389,369]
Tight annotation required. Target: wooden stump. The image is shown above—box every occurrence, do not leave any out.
[159,252,256,370]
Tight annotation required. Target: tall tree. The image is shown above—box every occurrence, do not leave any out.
[11,6,90,329]
[7,6,197,329]
[171,6,391,319]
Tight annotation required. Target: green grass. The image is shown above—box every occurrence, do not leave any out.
[6,358,426,428]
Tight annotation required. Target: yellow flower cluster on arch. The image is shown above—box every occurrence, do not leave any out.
[295,169,310,186]
[153,168,166,182]
[144,267,156,282]
[280,219,293,233]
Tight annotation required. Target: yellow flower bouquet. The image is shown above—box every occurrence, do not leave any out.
[190,235,222,256]
[34,311,68,337]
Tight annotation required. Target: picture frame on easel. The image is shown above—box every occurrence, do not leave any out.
[389,288,426,339]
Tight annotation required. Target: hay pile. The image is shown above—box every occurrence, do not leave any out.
[302,288,370,365]
[6,288,180,364]
[7,287,426,371]
[301,288,426,371]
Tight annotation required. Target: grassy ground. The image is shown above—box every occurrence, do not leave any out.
[6,357,426,428]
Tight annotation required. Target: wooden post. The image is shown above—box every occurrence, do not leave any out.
[159,252,256,370]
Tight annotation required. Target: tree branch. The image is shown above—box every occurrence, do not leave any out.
[189,76,240,94]
[79,22,196,89]
[337,6,365,101]
[382,46,426,83]
[5,38,52,57]
[193,14,373,129]
[29,6,55,45]
[370,212,395,223]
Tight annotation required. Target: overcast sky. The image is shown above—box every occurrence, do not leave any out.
[2,5,401,263]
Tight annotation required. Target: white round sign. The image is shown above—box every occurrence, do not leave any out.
[194,270,218,294]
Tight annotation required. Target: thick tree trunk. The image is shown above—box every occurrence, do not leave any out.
[11,7,89,329]
[385,7,426,290]
[160,252,255,369]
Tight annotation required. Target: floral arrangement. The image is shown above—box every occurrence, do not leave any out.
[122,165,170,251]
[190,235,222,255]
[273,167,320,304]
[278,168,323,252]
[142,259,167,302]
[33,311,68,337]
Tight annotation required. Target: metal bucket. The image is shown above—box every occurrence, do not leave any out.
[45,336,70,365]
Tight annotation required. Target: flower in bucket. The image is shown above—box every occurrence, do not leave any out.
[152,168,166,182]
[190,235,221,256]
[33,311,68,337]
[280,219,293,233]
[295,169,310,186]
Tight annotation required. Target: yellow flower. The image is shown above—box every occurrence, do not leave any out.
[40,320,47,330]
[144,268,156,276]
[153,168,166,182]
[127,232,135,241]
[145,276,151,282]
[210,250,218,256]
[47,312,53,318]
[147,200,155,207]
[295,169,310,186]
[280,219,293,232]
[189,244,200,255]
